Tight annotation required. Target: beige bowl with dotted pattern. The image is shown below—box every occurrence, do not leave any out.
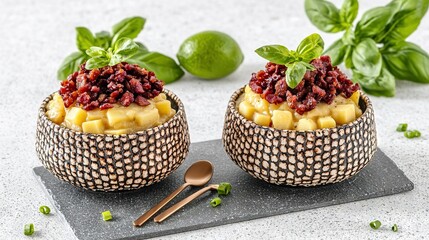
[35,89,190,191]
[222,87,377,186]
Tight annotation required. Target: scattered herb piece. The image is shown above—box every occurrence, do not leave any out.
[304,0,429,97]
[102,210,113,221]
[255,33,324,88]
[370,220,382,230]
[210,197,222,207]
[217,182,232,196]
[57,16,184,84]
[396,123,408,132]
[39,205,51,215]
[24,223,34,236]
[392,224,399,232]
[413,130,422,138]
[404,130,415,138]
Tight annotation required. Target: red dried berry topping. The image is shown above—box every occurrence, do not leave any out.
[249,55,360,115]
[59,63,164,110]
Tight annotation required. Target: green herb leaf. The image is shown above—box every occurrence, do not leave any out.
[86,47,108,57]
[382,41,429,83]
[324,39,347,66]
[340,0,359,25]
[355,6,395,40]
[352,38,382,78]
[95,31,111,49]
[286,62,308,89]
[380,0,429,43]
[57,52,87,80]
[85,56,110,70]
[353,67,395,97]
[304,0,345,33]
[75,27,96,52]
[255,45,294,64]
[296,33,324,62]
[128,52,184,84]
[344,45,354,69]
[111,16,146,45]
[110,37,139,65]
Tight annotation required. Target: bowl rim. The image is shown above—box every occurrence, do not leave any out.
[227,85,374,133]
[38,88,186,137]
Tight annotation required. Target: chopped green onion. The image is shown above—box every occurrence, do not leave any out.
[392,224,398,232]
[396,123,408,132]
[217,182,232,196]
[413,130,421,138]
[370,220,381,230]
[102,210,112,221]
[210,197,222,207]
[404,130,416,138]
[24,223,34,236]
[39,205,51,215]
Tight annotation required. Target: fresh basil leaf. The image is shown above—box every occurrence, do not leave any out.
[355,6,395,40]
[304,0,346,33]
[344,45,354,69]
[111,17,146,45]
[324,39,347,66]
[255,45,295,64]
[86,47,108,57]
[136,42,149,54]
[352,38,382,77]
[340,0,359,25]
[382,41,429,83]
[85,56,110,70]
[296,33,324,62]
[342,28,355,45]
[113,37,139,58]
[286,62,307,89]
[128,52,184,84]
[300,62,316,71]
[75,27,96,52]
[354,68,396,97]
[95,31,111,49]
[57,52,87,80]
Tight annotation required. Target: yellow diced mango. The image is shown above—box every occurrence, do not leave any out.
[331,104,356,125]
[135,108,159,129]
[244,88,270,114]
[271,110,294,130]
[86,109,107,121]
[253,112,271,127]
[153,93,167,102]
[350,91,360,105]
[106,108,129,127]
[82,120,105,134]
[238,101,255,120]
[317,116,336,129]
[305,103,330,119]
[104,128,131,135]
[46,94,66,124]
[65,107,87,127]
[296,118,317,131]
[155,100,172,115]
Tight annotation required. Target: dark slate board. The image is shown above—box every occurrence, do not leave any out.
[33,139,413,240]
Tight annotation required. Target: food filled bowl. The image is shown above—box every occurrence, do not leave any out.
[35,63,190,191]
[222,55,377,186]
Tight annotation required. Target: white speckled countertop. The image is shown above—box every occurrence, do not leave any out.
[1,0,428,239]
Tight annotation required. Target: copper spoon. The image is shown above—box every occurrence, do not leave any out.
[133,160,214,227]
[153,184,219,223]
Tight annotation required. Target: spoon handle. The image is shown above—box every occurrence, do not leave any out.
[133,183,189,227]
[154,184,219,223]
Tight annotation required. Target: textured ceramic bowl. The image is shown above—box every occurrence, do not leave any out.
[36,89,190,191]
[222,87,377,186]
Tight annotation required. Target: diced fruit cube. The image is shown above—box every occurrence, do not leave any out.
[305,103,330,119]
[253,112,271,127]
[350,91,360,105]
[106,108,129,127]
[104,128,131,135]
[155,100,172,115]
[317,116,336,129]
[135,108,159,129]
[86,109,107,121]
[331,104,356,125]
[296,118,317,131]
[153,93,167,102]
[65,107,88,127]
[244,89,270,114]
[82,120,105,134]
[46,94,66,124]
[272,110,293,130]
[238,101,255,120]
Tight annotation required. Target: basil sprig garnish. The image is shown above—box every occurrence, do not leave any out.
[305,0,429,97]
[57,16,184,84]
[255,33,324,88]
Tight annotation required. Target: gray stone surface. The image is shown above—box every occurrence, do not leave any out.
[33,140,413,240]
[1,0,429,239]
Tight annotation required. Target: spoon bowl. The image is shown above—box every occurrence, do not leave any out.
[183,160,214,186]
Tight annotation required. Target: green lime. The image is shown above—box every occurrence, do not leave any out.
[177,31,244,79]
